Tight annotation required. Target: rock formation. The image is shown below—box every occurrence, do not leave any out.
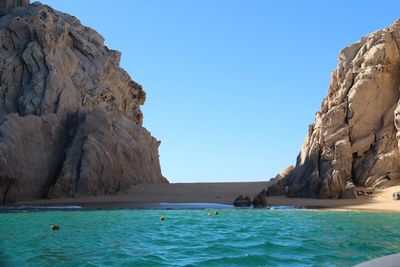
[276,19,400,198]
[252,189,268,208]
[0,0,29,16]
[233,195,252,207]
[267,165,293,196]
[233,189,268,208]
[0,1,167,203]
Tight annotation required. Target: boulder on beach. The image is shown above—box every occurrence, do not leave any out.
[253,189,268,208]
[341,187,356,199]
[233,195,252,207]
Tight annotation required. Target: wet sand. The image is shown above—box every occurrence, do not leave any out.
[12,182,400,211]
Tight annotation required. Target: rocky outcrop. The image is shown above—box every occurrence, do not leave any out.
[252,189,268,208]
[267,165,293,196]
[233,195,252,207]
[233,189,268,208]
[0,0,29,16]
[0,1,167,203]
[280,19,400,198]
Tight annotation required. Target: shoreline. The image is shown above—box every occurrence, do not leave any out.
[5,200,399,213]
[5,182,400,212]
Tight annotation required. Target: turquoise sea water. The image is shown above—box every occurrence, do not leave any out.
[0,208,399,266]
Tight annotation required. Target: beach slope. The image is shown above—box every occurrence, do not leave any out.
[13,183,400,211]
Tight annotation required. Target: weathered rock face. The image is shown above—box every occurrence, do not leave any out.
[252,189,268,208]
[267,165,293,196]
[0,0,29,16]
[281,19,400,198]
[0,1,167,203]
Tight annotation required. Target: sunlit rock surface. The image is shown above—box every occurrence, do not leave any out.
[0,1,167,203]
[280,20,400,198]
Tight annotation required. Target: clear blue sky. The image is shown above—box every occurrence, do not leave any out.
[42,0,400,183]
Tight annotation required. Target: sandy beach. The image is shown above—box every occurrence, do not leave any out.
[12,182,400,212]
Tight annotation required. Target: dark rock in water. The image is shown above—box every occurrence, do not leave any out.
[233,195,252,207]
[0,2,167,203]
[51,225,60,231]
[253,189,268,208]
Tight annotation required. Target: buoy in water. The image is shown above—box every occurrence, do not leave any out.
[160,216,166,221]
[51,225,60,231]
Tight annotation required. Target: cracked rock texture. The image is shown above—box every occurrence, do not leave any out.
[278,19,400,198]
[0,1,167,203]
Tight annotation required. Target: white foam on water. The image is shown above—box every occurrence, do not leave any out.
[0,205,82,210]
[158,202,233,209]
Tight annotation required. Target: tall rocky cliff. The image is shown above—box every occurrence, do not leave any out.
[0,1,167,203]
[271,20,400,198]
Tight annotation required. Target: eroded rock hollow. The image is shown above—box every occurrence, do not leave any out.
[0,1,167,203]
[272,19,400,198]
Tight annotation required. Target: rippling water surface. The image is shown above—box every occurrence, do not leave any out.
[1,209,399,266]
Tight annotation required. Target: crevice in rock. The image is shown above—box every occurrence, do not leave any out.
[116,168,123,193]
[351,152,358,186]
[73,140,85,196]
[46,113,80,197]
[2,178,11,204]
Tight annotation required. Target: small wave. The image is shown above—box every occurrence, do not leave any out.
[0,205,82,212]
[19,205,82,209]
[157,203,233,209]
[269,205,298,209]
